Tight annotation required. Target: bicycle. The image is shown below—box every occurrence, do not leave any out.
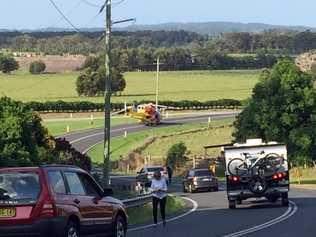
[227,151,285,177]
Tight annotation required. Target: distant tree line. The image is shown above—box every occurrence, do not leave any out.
[1,30,316,55]
[87,49,280,72]
[0,30,205,55]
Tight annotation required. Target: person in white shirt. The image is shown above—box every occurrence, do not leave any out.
[151,170,168,227]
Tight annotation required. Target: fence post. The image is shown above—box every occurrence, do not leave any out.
[90,113,94,125]
[193,156,196,169]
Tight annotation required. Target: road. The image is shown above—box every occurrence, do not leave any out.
[61,111,239,154]
[60,111,315,236]
[128,179,314,237]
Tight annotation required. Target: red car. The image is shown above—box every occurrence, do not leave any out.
[0,165,128,237]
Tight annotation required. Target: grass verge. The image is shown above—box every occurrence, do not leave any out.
[127,196,186,226]
[43,116,135,136]
[290,167,316,185]
[88,118,234,163]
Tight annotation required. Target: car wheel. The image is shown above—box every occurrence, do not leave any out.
[113,215,127,237]
[267,196,279,203]
[281,193,289,207]
[65,221,79,237]
[229,200,236,209]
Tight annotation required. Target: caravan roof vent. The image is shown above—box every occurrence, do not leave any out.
[246,139,263,146]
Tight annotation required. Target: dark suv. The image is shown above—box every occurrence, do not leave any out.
[0,165,128,237]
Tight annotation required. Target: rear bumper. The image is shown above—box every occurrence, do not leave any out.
[194,182,218,190]
[0,217,67,237]
[228,186,289,201]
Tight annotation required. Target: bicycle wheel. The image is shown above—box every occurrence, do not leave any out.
[227,158,247,176]
[261,153,284,174]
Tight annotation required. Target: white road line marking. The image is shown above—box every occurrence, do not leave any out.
[69,125,144,144]
[127,196,198,232]
[223,201,298,237]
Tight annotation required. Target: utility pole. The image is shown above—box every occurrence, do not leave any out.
[101,0,135,186]
[156,56,160,108]
[102,0,112,187]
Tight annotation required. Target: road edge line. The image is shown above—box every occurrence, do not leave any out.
[127,196,198,232]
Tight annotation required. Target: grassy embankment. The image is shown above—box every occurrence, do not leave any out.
[88,118,234,163]
[43,116,135,136]
[290,167,316,185]
[0,70,260,103]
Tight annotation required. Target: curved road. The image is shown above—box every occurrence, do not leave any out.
[61,111,239,154]
[60,111,315,236]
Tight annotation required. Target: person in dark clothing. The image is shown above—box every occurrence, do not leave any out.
[167,165,173,184]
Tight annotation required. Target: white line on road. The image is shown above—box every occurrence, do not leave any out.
[68,125,144,144]
[128,196,198,233]
[223,201,298,237]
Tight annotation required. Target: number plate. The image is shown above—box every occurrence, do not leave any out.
[0,208,16,218]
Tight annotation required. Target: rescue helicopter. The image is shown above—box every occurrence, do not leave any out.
[114,103,166,126]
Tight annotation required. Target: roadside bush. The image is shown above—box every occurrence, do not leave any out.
[167,142,187,170]
[25,99,242,113]
[29,60,46,74]
[0,97,92,170]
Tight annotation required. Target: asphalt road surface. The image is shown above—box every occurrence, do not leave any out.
[128,179,314,237]
[60,112,316,236]
[61,111,239,154]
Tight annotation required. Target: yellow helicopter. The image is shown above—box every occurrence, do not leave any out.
[115,103,166,126]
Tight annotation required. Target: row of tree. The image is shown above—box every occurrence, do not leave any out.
[1,30,316,55]
[86,49,280,72]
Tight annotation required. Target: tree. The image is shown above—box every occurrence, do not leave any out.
[233,60,316,165]
[0,97,92,170]
[0,55,19,73]
[166,142,187,170]
[76,67,126,97]
[29,60,46,74]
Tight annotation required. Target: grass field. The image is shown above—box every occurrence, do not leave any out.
[43,116,135,136]
[290,167,316,184]
[0,70,260,103]
[88,118,234,164]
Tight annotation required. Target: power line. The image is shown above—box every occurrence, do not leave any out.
[81,0,102,8]
[47,0,80,32]
[53,0,83,28]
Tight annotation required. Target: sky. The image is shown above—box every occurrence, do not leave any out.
[1,0,316,30]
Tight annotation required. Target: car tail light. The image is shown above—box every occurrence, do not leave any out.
[273,172,286,180]
[228,176,240,183]
[39,199,56,219]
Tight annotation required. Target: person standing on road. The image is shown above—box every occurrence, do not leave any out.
[151,170,168,227]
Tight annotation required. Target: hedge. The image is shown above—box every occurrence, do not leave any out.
[26,99,243,113]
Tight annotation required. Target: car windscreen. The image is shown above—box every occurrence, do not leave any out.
[0,172,41,204]
[195,170,213,177]
[147,167,163,172]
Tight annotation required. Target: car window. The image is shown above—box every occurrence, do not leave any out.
[48,171,66,194]
[78,173,101,197]
[64,172,85,196]
[195,170,213,176]
[0,172,40,204]
[189,171,195,177]
[147,167,163,172]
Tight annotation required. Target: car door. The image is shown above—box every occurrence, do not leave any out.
[63,171,112,235]
[77,172,114,233]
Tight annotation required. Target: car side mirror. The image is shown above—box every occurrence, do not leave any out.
[103,187,114,197]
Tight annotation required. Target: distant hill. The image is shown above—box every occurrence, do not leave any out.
[1,21,316,35]
[116,22,316,36]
